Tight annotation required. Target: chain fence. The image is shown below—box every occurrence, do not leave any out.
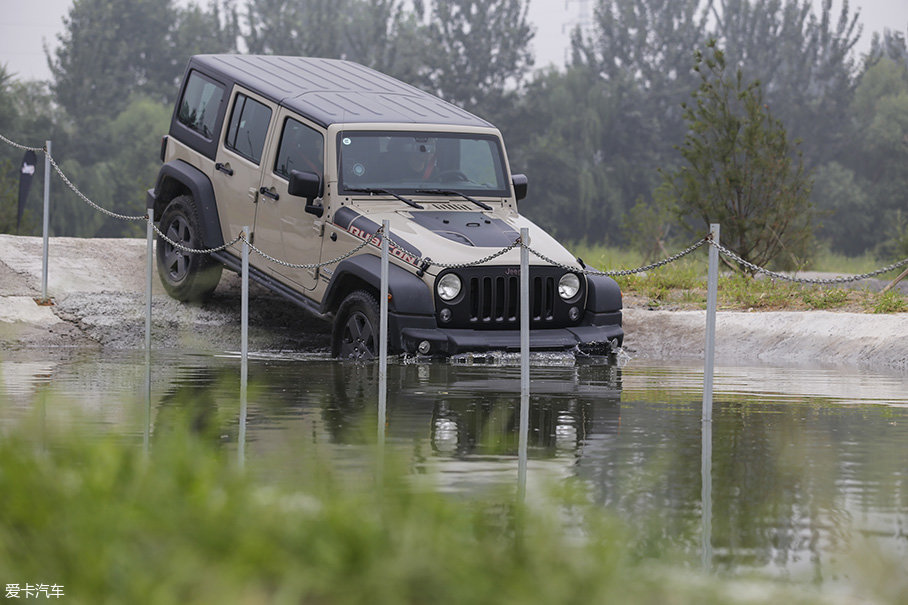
[0,133,44,153]
[708,240,908,285]
[4,132,908,287]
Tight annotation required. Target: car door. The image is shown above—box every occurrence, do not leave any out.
[212,86,277,261]
[255,110,326,291]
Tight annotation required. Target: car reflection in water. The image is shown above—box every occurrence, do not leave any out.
[153,356,622,494]
[415,361,622,494]
[315,358,622,493]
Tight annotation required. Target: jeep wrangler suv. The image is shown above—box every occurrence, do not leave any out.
[148,55,623,358]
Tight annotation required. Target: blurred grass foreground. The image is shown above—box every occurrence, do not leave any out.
[0,408,895,605]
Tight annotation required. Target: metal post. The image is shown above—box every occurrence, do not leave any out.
[703,223,719,421]
[145,208,154,353]
[701,223,719,571]
[517,227,530,501]
[144,358,152,456]
[378,220,389,448]
[41,140,51,301]
[242,226,250,364]
[701,411,713,569]
[239,226,249,469]
[144,207,154,457]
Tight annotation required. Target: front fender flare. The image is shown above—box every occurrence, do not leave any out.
[322,254,433,316]
[585,273,623,313]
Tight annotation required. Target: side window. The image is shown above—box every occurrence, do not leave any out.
[224,93,272,164]
[177,71,224,139]
[274,118,324,179]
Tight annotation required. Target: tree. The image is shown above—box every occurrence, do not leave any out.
[49,0,181,125]
[542,0,861,248]
[661,40,813,273]
[571,0,709,165]
[540,0,709,245]
[509,66,624,242]
[49,0,237,134]
[418,0,534,120]
[866,27,907,67]
[244,0,345,57]
[809,162,873,256]
[342,0,425,81]
[712,0,862,168]
[847,56,908,258]
[171,1,241,60]
[243,0,424,83]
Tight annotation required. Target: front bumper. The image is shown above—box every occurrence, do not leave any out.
[396,311,623,356]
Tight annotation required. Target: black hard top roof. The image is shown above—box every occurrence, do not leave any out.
[189,54,493,129]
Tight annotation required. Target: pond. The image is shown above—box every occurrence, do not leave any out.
[1,349,906,589]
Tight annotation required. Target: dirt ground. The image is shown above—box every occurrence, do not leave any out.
[1,235,906,373]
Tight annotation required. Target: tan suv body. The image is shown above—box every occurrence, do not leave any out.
[148,55,623,358]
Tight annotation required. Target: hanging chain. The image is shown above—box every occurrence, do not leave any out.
[152,222,244,254]
[520,236,709,276]
[0,133,44,152]
[45,152,148,222]
[244,232,373,269]
[710,240,908,285]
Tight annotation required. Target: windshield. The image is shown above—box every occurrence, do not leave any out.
[338,132,510,197]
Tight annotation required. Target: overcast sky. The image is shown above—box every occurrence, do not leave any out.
[1,0,906,82]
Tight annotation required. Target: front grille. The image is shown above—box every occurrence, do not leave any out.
[435,266,583,329]
[468,275,555,323]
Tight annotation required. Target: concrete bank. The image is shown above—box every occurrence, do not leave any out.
[1,235,906,372]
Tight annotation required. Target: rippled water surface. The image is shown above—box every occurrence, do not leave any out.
[2,349,906,585]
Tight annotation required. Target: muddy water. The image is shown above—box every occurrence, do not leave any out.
[1,350,906,584]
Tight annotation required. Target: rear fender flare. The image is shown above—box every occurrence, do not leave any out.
[150,160,224,248]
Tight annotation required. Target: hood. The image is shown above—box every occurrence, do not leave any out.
[331,204,578,272]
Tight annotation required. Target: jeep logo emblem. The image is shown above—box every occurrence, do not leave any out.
[505,267,520,276]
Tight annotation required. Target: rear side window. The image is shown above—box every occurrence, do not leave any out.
[177,71,224,139]
[224,94,272,164]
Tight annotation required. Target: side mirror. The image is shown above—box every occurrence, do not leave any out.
[512,173,528,201]
[288,170,324,217]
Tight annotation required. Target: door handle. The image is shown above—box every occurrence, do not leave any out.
[259,187,280,201]
[215,162,234,176]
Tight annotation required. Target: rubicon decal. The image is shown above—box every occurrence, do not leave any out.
[334,207,422,267]
[347,224,421,266]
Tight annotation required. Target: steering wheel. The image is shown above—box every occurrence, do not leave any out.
[438,170,469,182]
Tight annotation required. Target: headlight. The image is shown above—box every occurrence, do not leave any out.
[437,273,462,301]
[558,273,580,300]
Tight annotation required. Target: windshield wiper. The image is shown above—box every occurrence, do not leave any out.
[416,189,492,211]
[346,188,423,210]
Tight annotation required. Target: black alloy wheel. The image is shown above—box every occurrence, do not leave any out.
[332,290,381,360]
[156,195,222,302]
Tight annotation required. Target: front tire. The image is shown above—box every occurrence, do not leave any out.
[156,195,222,302]
[332,290,381,360]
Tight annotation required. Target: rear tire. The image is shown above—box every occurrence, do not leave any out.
[156,195,222,302]
[332,290,381,360]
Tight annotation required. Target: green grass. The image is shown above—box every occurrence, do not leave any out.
[0,408,876,605]
[869,289,908,313]
[807,249,889,274]
[799,286,850,310]
[570,242,646,274]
